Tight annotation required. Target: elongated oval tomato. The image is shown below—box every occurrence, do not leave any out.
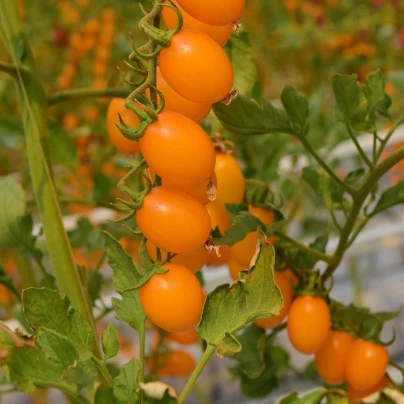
[348,375,389,402]
[140,263,205,332]
[147,350,196,376]
[255,271,294,329]
[137,187,211,254]
[176,0,245,26]
[154,67,212,123]
[227,253,246,280]
[106,98,141,154]
[345,339,389,391]
[215,153,245,207]
[139,112,215,186]
[287,296,330,354]
[315,331,354,385]
[162,0,233,46]
[165,329,199,345]
[146,241,208,273]
[159,30,234,103]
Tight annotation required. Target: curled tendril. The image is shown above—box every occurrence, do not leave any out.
[123,60,148,77]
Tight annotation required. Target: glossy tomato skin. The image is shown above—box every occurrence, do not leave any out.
[345,339,389,391]
[139,112,215,186]
[162,0,233,46]
[148,350,196,376]
[155,67,212,123]
[176,0,245,26]
[227,253,246,280]
[140,263,205,332]
[165,329,199,345]
[159,30,234,104]
[146,241,208,273]
[215,153,245,207]
[106,98,141,154]
[315,331,354,385]
[348,375,389,402]
[137,187,211,254]
[255,271,294,329]
[287,296,331,354]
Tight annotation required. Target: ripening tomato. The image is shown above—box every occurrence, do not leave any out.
[146,241,208,273]
[205,201,230,234]
[137,187,211,254]
[255,271,294,329]
[348,375,389,402]
[163,173,217,205]
[139,112,215,186]
[231,206,274,266]
[227,253,246,280]
[165,329,199,345]
[106,98,141,154]
[159,30,234,103]
[345,339,389,391]
[162,0,233,46]
[176,0,245,26]
[315,331,354,385]
[287,296,330,354]
[139,263,205,332]
[147,350,196,376]
[214,153,245,207]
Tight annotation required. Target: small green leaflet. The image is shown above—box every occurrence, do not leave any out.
[113,358,140,404]
[281,85,309,135]
[372,181,404,216]
[101,323,119,362]
[362,69,385,117]
[278,389,326,404]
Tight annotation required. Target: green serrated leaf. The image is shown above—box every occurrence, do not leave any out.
[22,288,93,360]
[225,203,248,216]
[363,69,385,116]
[101,323,119,361]
[213,94,293,136]
[112,292,146,333]
[281,85,309,134]
[372,181,404,216]
[63,359,99,390]
[87,270,103,304]
[279,389,326,404]
[198,238,283,356]
[113,358,140,404]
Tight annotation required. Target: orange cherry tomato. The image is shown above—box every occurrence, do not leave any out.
[315,330,354,385]
[205,201,230,234]
[214,153,245,207]
[163,173,217,205]
[284,269,299,287]
[154,67,212,123]
[231,206,274,266]
[106,98,141,154]
[227,253,246,280]
[137,187,211,254]
[147,350,196,376]
[146,241,208,273]
[176,0,245,26]
[287,296,330,354]
[139,263,205,332]
[348,375,390,402]
[255,271,294,329]
[162,0,233,46]
[165,329,199,345]
[345,339,389,391]
[159,30,234,103]
[208,245,230,266]
[139,112,215,186]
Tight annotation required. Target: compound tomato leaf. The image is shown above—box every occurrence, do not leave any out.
[198,233,283,356]
[372,181,404,216]
[113,358,141,404]
[101,322,119,362]
[213,94,293,137]
[22,288,93,360]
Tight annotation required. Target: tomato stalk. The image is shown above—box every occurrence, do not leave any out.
[0,0,100,356]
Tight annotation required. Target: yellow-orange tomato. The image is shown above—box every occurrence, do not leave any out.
[255,271,294,329]
[139,112,215,186]
[345,339,389,391]
[162,0,233,46]
[154,67,212,123]
[227,254,246,280]
[231,206,274,266]
[315,331,354,385]
[163,173,217,205]
[348,375,389,402]
[106,98,141,154]
[284,269,299,287]
[287,296,330,355]
[208,244,230,265]
[146,241,208,273]
[137,187,211,254]
[159,30,234,103]
[147,350,196,376]
[205,201,230,234]
[176,0,245,26]
[165,329,199,345]
[139,263,205,332]
[215,153,245,207]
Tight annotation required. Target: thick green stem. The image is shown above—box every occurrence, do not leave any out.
[48,88,130,106]
[178,345,216,404]
[0,61,28,77]
[91,356,115,387]
[0,0,100,356]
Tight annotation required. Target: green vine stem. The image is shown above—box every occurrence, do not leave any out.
[0,61,29,78]
[91,356,115,387]
[375,115,404,161]
[0,0,100,356]
[178,344,216,404]
[346,123,374,169]
[47,88,130,106]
